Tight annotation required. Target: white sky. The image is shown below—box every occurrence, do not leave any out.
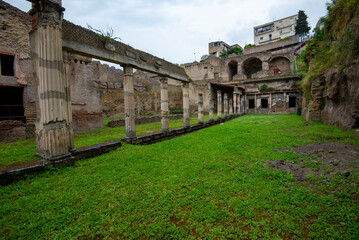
[7,0,328,65]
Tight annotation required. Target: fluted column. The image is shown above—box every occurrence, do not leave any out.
[29,0,74,160]
[208,83,214,122]
[198,93,204,124]
[183,82,190,127]
[224,93,228,118]
[217,90,222,119]
[123,65,136,138]
[160,77,169,131]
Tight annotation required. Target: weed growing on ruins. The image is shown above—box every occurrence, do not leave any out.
[87,24,121,43]
[1,115,358,239]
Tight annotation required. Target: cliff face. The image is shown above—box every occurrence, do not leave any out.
[321,61,359,129]
[301,0,359,130]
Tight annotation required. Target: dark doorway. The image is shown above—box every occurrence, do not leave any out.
[249,99,255,109]
[228,60,238,81]
[261,98,268,108]
[0,54,15,76]
[289,96,296,108]
[0,86,25,121]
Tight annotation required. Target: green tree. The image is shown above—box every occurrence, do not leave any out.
[295,10,311,39]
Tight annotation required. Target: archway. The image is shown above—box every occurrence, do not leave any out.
[269,56,290,74]
[242,57,262,79]
[228,60,238,81]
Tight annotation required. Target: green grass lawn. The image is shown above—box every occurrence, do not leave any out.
[0,114,215,167]
[1,114,358,239]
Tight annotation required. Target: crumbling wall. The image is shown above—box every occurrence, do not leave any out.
[0,2,36,140]
[69,55,103,131]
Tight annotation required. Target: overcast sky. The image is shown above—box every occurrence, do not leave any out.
[7,0,328,65]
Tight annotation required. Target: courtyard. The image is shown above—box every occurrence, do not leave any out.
[1,114,358,239]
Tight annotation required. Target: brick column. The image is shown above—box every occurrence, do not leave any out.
[183,82,190,127]
[160,77,169,131]
[217,90,222,119]
[233,93,237,115]
[208,83,214,122]
[198,93,204,124]
[224,93,228,118]
[123,65,136,138]
[29,0,74,160]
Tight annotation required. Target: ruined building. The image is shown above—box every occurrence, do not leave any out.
[182,34,303,116]
[0,1,183,141]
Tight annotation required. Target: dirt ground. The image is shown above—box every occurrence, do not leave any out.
[266,142,359,182]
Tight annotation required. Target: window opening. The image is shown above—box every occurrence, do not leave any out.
[0,86,25,122]
[261,98,268,108]
[249,99,255,109]
[289,96,296,108]
[0,54,15,76]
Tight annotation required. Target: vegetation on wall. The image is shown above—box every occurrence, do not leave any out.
[299,0,359,93]
[244,43,256,49]
[87,24,121,43]
[258,84,274,92]
[220,47,243,58]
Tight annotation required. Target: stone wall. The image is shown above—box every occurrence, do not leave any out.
[0,2,36,141]
[302,61,359,130]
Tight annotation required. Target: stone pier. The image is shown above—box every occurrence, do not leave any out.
[198,93,204,124]
[217,90,222,119]
[233,93,237,115]
[29,0,74,160]
[183,82,190,127]
[224,93,228,118]
[238,95,241,114]
[160,77,169,131]
[229,99,233,116]
[123,65,136,138]
[208,83,214,122]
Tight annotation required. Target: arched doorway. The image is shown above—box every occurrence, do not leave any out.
[228,60,238,81]
[242,57,262,79]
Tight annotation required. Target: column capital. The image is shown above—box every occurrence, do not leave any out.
[29,0,65,29]
[159,76,168,84]
[183,82,189,88]
[123,65,133,75]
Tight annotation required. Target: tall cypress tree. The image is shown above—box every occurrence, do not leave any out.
[295,10,311,39]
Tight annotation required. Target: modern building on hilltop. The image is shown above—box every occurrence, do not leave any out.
[254,14,298,45]
[208,41,241,57]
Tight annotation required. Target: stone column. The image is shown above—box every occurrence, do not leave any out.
[229,99,233,116]
[183,82,190,127]
[198,93,204,124]
[238,95,241,114]
[217,90,222,119]
[269,93,272,113]
[123,65,136,138]
[160,77,169,132]
[208,83,214,122]
[254,94,257,113]
[29,0,74,160]
[233,93,237,115]
[224,93,228,118]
